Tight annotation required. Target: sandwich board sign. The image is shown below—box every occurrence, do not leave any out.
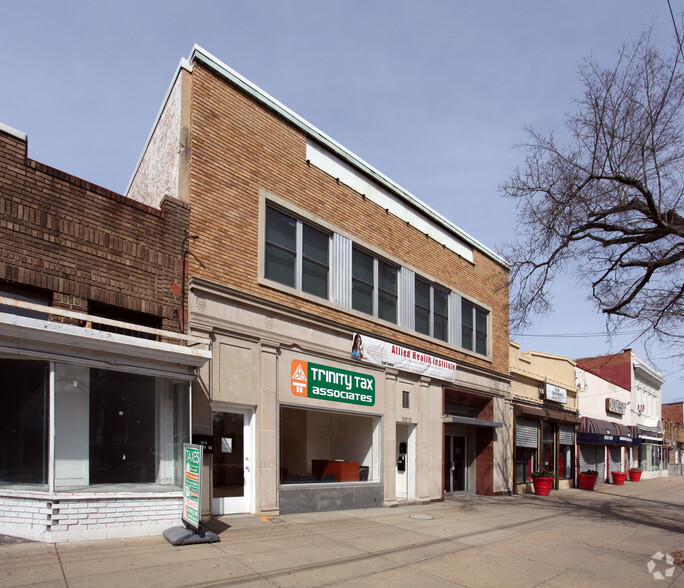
[163,443,219,545]
[183,443,203,530]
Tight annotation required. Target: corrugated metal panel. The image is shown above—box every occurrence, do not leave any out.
[579,445,605,483]
[515,417,538,448]
[450,292,461,347]
[559,425,575,445]
[399,267,415,330]
[331,234,352,307]
[609,447,622,474]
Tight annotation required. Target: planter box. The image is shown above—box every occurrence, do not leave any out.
[578,473,598,490]
[628,470,642,482]
[532,477,554,496]
[611,471,627,485]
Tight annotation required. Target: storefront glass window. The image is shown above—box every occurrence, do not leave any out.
[542,422,555,474]
[558,444,573,479]
[0,358,189,491]
[280,406,380,484]
[514,447,536,483]
[0,359,49,487]
[53,364,189,489]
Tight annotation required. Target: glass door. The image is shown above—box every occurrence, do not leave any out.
[212,408,253,514]
[444,434,467,494]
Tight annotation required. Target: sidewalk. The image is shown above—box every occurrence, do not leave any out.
[1,477,682,587]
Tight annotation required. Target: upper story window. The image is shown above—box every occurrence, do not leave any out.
[352,247,397,323]
[461,299,488,355]
[415,277,449,342]
[265,206,329,299]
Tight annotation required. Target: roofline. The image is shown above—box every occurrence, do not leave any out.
[186,45,508,269]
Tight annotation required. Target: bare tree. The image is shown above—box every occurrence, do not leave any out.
[501,30,684,349]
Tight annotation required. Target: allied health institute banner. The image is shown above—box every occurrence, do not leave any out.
[351,333,456,382]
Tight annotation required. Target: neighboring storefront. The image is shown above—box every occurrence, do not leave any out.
[0,300,210,541]
[577,351,666,479]
[509,343,580,493]
[575,366,634,484]
[577,417,638,484]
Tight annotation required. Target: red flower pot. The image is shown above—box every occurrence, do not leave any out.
[628,470,642,482]
[611,471,627,485]
[578,473,598,490]
[532,477,554,496]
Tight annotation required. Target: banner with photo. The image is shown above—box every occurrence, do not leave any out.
[351,333,456,382]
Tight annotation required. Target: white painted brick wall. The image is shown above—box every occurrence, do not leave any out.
[0,494,183,542]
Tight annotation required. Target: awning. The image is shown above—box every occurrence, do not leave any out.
[442,415,503,428]
[578,417,638,446]
[514,404,581,424]
[630,425,661,443]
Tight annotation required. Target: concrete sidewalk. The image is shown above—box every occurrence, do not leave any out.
[1,477,683,587]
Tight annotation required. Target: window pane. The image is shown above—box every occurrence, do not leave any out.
[378,261,397,323]
[352,249,374,314]
[280,406,379,483]
[475,308,487,355]
[265,207,297,287]
[302,224,328,265]
[352,248,373,283]
[89,369,156,484]
[378,261,397,295]
[434,287,449,342]
[352,281,373,314]
[415,278,430,335]
[265,244,296,287]
[302,258,328,298]
[378,289,397,323]
[302,224,329,298]
[461,300,473,350]
[0,359,49,486]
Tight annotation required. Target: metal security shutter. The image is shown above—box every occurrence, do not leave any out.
[515,417,538,448]
[559,425,575,445]
[579,445,606,484]
[609,446,622,476]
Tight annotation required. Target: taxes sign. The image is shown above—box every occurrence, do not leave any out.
[291,360,375,406]
[182,444,203,531]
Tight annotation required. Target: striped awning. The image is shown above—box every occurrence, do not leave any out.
[578,417,639,446]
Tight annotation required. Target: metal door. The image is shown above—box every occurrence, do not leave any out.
[444,434,467,494]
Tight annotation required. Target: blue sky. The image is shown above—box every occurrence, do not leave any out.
[2,1,682,401]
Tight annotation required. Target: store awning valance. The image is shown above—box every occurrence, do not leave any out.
[442,415,503,428]
[514,404,581,424]
[578,417,639,446]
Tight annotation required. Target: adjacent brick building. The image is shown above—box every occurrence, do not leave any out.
[128,47,512,517]
[577,350,666,478]
[509,342,580,493]
[0,122,210,541]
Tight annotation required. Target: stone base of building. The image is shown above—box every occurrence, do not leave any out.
[279,483,384,514]
[0,492,183,542]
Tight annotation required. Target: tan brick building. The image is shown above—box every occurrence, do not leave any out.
[509,342,580,493]
[128,47,512,517]
[0,122,210,541]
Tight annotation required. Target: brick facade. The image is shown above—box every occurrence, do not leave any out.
[0,126,189,331]
[185,62,510,375]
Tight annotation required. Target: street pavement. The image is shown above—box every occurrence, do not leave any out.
[1,476,682,587]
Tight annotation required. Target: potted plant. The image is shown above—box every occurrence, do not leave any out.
[628,467,642,482]
[531,468,554,496]
[611,470,627,485]
[578,469,598,490]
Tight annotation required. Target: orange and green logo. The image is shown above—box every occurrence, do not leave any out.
[290,359,375,406]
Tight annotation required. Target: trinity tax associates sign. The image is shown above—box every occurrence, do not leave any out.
[291,359,375,407]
